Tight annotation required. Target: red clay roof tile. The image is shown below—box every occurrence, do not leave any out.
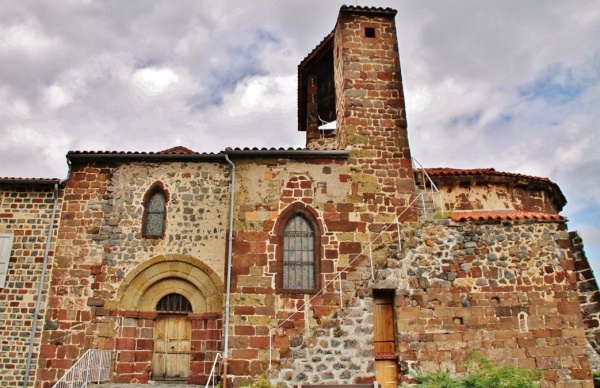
[451,210,566,222]
[423,167,552,183]
[158,146,197,155]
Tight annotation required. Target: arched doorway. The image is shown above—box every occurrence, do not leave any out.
[152,294,193,381]
[109,254,224,384]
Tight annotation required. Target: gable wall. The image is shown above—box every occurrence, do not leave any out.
[36,161,230,386]
[0,183,60,388]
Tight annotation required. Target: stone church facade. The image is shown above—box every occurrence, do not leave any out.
[1,6,599,388]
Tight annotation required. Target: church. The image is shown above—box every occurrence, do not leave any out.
[1,6,598,388]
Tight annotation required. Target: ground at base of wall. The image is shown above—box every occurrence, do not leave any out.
[93,383,204,388]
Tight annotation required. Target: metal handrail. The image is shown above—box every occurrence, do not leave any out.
[205,352,222,388]
[412,157,444,218]
[52,349,111,388]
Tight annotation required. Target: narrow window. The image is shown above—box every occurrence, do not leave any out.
[273,203,322,294]
[518,312,528,332]
[283,215,315,289]
[0,234,14,288]
[365,27,376,38]
[143,187,166,238]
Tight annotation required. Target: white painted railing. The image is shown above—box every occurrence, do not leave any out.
[205,352,222,388]
[52,349,111,388]
[412,157,444,218]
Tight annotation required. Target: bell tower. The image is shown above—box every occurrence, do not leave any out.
[299,6,416,220]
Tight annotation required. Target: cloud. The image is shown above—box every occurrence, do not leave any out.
[131,67,181,97]
[0,0,598,273]
[0,17,59,56]
[227,76,295,117]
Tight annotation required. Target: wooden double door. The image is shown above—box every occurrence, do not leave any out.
[152,315,191,380]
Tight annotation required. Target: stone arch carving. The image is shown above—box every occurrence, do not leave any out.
[110,254,223,313]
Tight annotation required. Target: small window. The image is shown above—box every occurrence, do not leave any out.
[518,312,528,332]
[365,27,376,38]
[143,185,167,238]
[157,293,192,314]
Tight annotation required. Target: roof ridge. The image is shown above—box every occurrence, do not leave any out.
[159,146,197,155]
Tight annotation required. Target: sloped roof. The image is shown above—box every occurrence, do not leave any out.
[66,146,348,162]
[451,210,566,222]
[0,177,60,185]
[424,167,553,184]
[420,167,567,211]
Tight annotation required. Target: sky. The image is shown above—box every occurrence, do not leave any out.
[1,1,599,271]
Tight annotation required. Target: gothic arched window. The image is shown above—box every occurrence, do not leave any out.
[143,184,167,238]
[283,214,315,289]
[273,204,322,294]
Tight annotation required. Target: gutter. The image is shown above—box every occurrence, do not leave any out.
[221,154,236,388]
[0,178,60,185]
[22,183,60,388]
[66,149,349,163]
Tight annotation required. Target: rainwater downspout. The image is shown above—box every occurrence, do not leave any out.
[222,154,236,388]
[23,182,60,388]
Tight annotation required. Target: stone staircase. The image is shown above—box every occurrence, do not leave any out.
[416,188,436,220]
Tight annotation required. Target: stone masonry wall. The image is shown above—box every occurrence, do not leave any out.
[226,10,419,385]
[381,220,592,386]
[0,183,60,388]
[334,9,416,222]
[227,155,405,386]
[37,161,230,387]
[433,179,561,214]
[570,230,600,366]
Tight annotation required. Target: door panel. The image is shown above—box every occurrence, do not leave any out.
[152,315,191,380]
[376,360,399,388]
[373,292,398,388]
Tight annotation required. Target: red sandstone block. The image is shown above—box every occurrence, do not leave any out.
[48,359,73,369]
[116,362,135,375]
[325,249,338,259]
[232,348,259,359]
[116,337,136,350]
[193,331,210,340]
[571,368,592,380]
[324,220,358,232]
[122,326,136,337]
[256,306,275,316]
[138,311,158,319]
[118,351,135,363]
[136,339,153,350]
[339,241,362,254]
[40,344,57,358]
[248,241,267,254]
[558,300,582,315]
[134,350,152,362]
[249,336,270,348]
[232,241,250,254]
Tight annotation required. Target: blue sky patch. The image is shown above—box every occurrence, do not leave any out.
[448,110,482,127]
[518,63,585,104]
